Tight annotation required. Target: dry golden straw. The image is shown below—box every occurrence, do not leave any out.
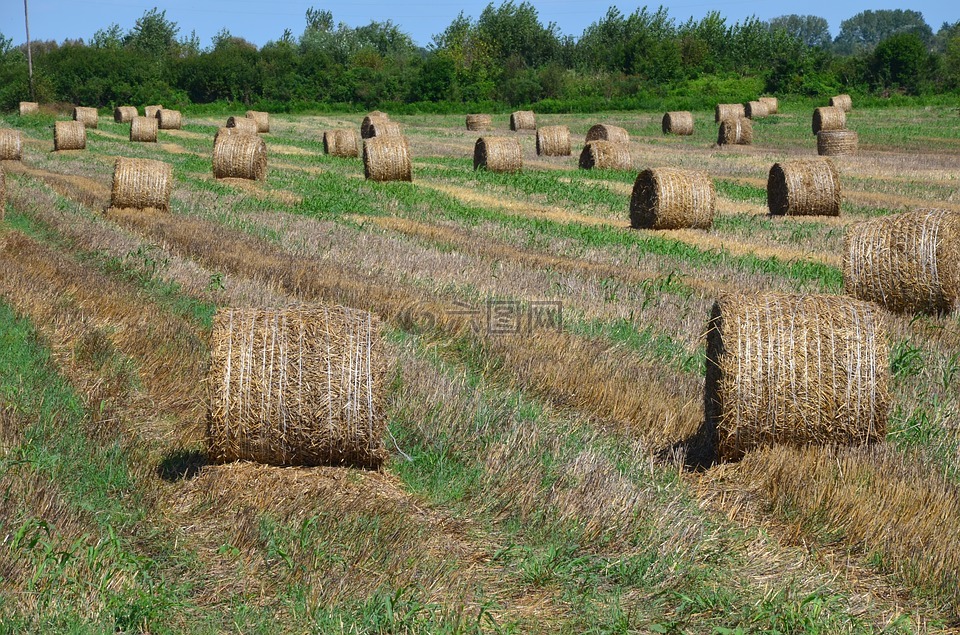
[510,110,536,131]
[323,129,359,158]
[830,94,853,112]
[130,116,158,143]
[19,101,39,116]
[54,121,86,151]
[466,114,492,131]
[578,141,631,170]
[114,106,138,123]
[361,114,391,139]
[0,129,23,161]
[717,118,753,145]
[767,158,841,216]
[817,129,859,156]
[536,125,571,156]
[156,109,182,130]
[73,106,98,129]
[144,105,163,118]
[245,110,270,133]
[213,126,242,144]
[662,112,693,135]
[844,209,960,314]
[715,103,745,123]
[759,97,779,113]
[0,167,5,218]
[367,120,402,138]
[363,136,412,182]
[630,167,715,230]
[585,124,629,144]
[227,116,259,135]
[812,106,846,135]
[206,306,388,468]
[111,157,173,211]
[213,132,267,181]
[744,100,769,119]
[705,292,888,462]
[474,136,523,172]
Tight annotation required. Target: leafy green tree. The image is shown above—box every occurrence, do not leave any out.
[834,10,933,54]
[475,1,561,68]
[869,32,930,94]
[768,14,831,48]
[124,8,179,59]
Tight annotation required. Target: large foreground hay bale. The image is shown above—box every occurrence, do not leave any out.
[54,121,86,151]
[111,157,173,211]
[830,94,853,112]
[73,106,98,129]
[19,101,39,116]
[207,306,388,468]
[585,124,629,144]
[578,141,631,170]
[812,106,846,135]
[536,125,571,157]
[474,136,523,172]
[361,114,391,139]
[246,110,270,133]
[715,103,745,123]
[630,167,715,230]
[213,133,267,180]
[717,118,753,145]
[510,110,536,131]
[226,116,258,135]
[156,109,182,130]
[662,111,693,135]
[843,209,960,313]
[705,292,888,461]
[767,158,841,216]
[817,129,859,156]
[363,136,412,182]
[759,97,779,114]
[323,129,359,158]
[144,104,163,119]
[0,129,23,161]
[130,116,158,143]
[466,114,492,131]
[114,106,138,123]
[744,100,769,119]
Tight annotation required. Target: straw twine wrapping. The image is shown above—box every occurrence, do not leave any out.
[0,129,23,161]
[717,118,753,145]
[206,306,388,468]
[466,114,492,131]
[578,141,631,170]
[817,129,859,156]
[19,101,39,116]
[130,116,158,143]
[156,109,182,130]
[474,136,523,172]
[0,167,4,218]
[114,106,138,123]
[54,121,86,151]
[323,129,359,158]
[361,114,390,139]
[812,106,846,135]
[744,101,769,119]
[213,132,267,181]
[585,124,629,144]
[830,94,853,112]
[536,125,571,157]
[111,157,173,211]
[73,106,98,129]
[662,112,693,135]
[705,292,889,462]
[363,136,412,182]
[715,103,745,123]
[759,97,779,114]
[227,116,259,135]
[844,209,960,314]
[245,110,270,133]
[144,105,163,118]
[630,167,716,230]
[510,110,536,131]
[768,158,841,216]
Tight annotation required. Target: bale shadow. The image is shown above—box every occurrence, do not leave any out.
[157,448,208,482]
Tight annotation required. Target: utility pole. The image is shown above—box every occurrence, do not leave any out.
[24,0,34,100]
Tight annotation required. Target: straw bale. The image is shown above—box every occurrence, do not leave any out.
[578,141,631,170]
[585,124,629,144]
[630,167,715,230]
[19,101,39,116]
[245,110,270,133]
[54,121,86,151]
[0,167,4,218]
[323,129,359,158]
[830,94,853,112]
[110,157,173,211]
[0,129,23,161]
[466,114,492,131]
[213,132,267,181]
[227,116,259,135]
[361,114,392,139]
[662,111,693,135]
[705,292,888,461]
[843,209,960,313]
[717,118,753,145]
[144,105,163,118]
[744,100,769,119]
[759,97,779,113]
[474,136,523,172]
[715,103,745,123]
[130,116,158,143]
[510,110,536,131]
[817,129,859,156]
[812,106,846,135]
[363,136,412,182]
[206,306,388,468]
[768,158,841,216]
[368,120,402,139]
[73,106,98,129]
[535,125,571,157]
[114,106,138,123]
[156,109,182,130]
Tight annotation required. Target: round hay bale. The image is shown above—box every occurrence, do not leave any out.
[535,125,571,157]
[705,292,888,462]
[717,118,753,146]
[585,124,629,144]
[812,106,846,135]
[0,167,5,218]
[323,129,359,158]
[744,100,769,119]
[156,109,182,130]
[245,110,270,133]
[767,158,841,216]
[466,114,493,131]
[363,136,412,182]
[830,94,853,112]
[366,119,402,139]
[73,106,98,129]
[130,116,158,143]
[19,101,39,116]
[213,133,267,181]
[817,129,859,156]
[361,114,391,139]
[206,306,388,468]
[113,106,138,123]
[759,97,779,114]
[226,116,259,135]
[54,121,86,151]
[578,141,631,170]
[213,126,244,144]
[474,136,523,172]
[509,110,536,131]
[715,103,745,123]
[844,209,960,314]
[662,111,693,135]
[630,167,715,230]
[0,129,23,161]
[144,105,163,119]
[367,110,387,118]
[110,157,173,211]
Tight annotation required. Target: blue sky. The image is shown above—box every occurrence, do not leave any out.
[2,0,956,48]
